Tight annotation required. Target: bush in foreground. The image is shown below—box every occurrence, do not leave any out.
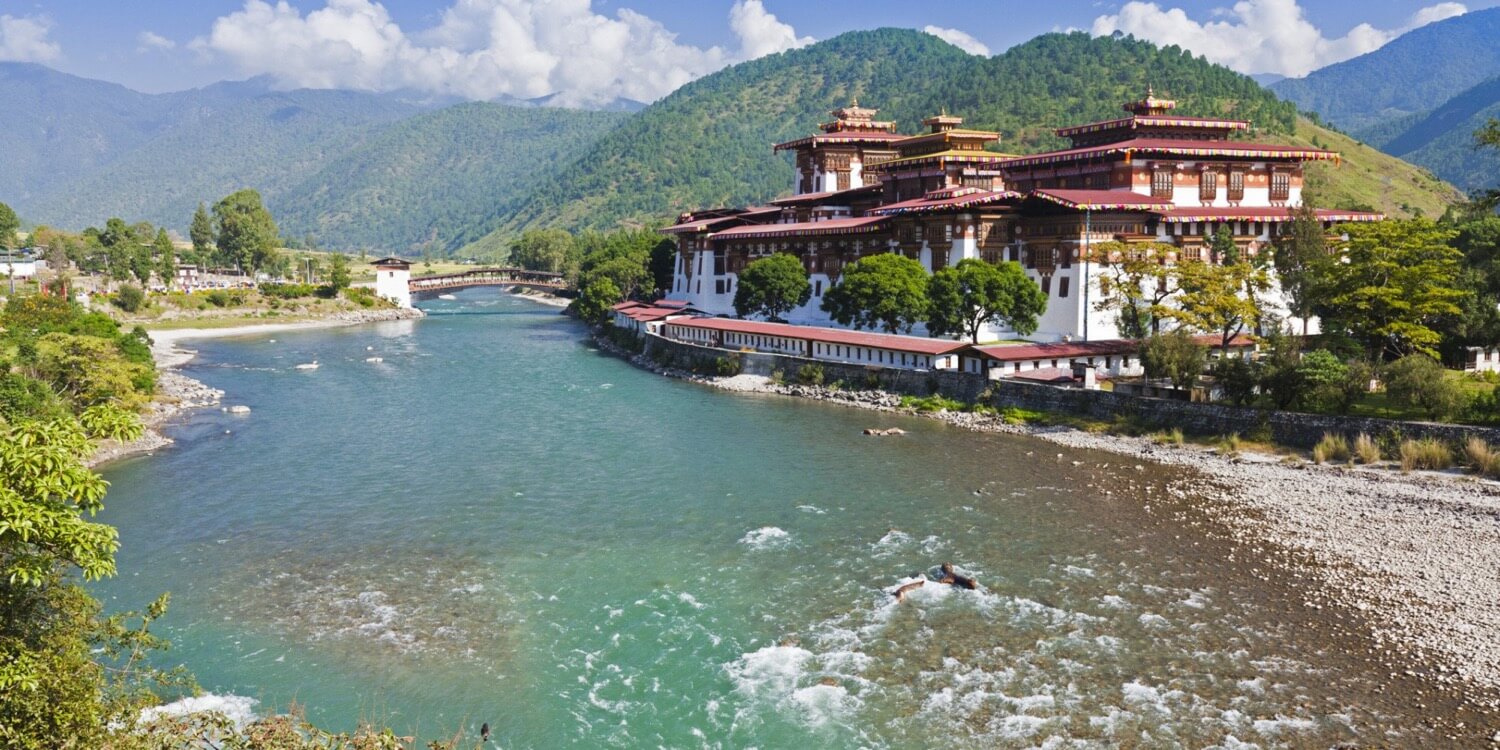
[1353,433,1381,465]
[1399,437,1453,473]
[1312,433,1350,464]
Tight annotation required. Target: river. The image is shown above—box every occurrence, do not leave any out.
[95,288,1454,747]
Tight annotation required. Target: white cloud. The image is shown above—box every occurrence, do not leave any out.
[1091,0,1468,78]
[0,14,62,63]
[922,25,990,56]
[137,31,177,52]
[192,0,812,107]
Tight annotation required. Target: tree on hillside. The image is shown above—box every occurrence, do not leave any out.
[819,253,928,333]
[927,259,1047,342]
[1476,118,1500,209]
[734,253,811,322]
[213,189,279,274]
[1321,218,1465,359]
[189,202,214,268]
[1164,258,1269,354]
[153,230,175,289]
[1091,241,1178,339]
[1274,203,1333,338]
[327,252,351,292]
[509,229,577,274]
[0,201,18,250]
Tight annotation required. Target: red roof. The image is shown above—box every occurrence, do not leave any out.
[773,131,907,152]
[971,334,1254,362]
[621,306,696,323]
[611,300,646,312]
[1029,189,1176,211]
[768,184,882,206]
[1001,138,1339,169]
[710,216,888,240]
[666,318,968,356]
[1153,207,1385,223]
[868,189,1020,216]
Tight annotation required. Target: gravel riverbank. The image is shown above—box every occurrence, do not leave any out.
[89,307,425,467]
[599,335,1500,734]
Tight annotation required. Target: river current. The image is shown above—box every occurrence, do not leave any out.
[96,288,1445,747]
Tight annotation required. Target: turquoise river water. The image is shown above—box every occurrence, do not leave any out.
[94,288,1455,748]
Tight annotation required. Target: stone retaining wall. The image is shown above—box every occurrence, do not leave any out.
[640,329,1500,449]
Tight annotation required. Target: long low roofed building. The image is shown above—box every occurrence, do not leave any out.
[661,317,968,371]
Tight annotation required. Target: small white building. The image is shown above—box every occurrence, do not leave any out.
[610,300,701,335]
[0,255,38,279]
[1464,346,1500,374]
[372,257,412,308]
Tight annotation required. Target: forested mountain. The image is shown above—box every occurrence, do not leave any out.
[1346,75,1500,194]
[0,64,625,253]
[271,102,628,252]
[462,29,1453,257]
[1270,8,1500,133]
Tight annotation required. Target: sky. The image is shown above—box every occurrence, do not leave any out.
[2,0,1496,106]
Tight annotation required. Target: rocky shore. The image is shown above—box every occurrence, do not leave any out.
[598,334,1500,732]
[89,306,424,467]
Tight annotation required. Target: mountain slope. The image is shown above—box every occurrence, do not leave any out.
[1270,8,1500,132]
[271,102,629,252]
[464,29,1304,256]
[1362,75,1500,193]
[1271,118,1460,215]
[25,87,425,233]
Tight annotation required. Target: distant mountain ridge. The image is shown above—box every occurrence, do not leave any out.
[1270,8,1500,193]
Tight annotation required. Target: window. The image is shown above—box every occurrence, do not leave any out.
[1228,170,1245,201]
[1059,277,1070,298]
[1040,275,1052,295]
[1151,169,1173,198]
[814,280,823,297]
[1270,171,1291,202]
[837,171,850,191]
[1199,170,1217,201]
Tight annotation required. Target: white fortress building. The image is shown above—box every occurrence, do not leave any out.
[662,93,1381,341]
[372,256,412,308]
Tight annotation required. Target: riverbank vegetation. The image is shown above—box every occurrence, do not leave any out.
[503,227,675,324]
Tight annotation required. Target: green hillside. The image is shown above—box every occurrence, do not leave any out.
[463,29,1354,257]
[1270,8,1500,132]
[1271,118,1460,216]
[1363,75,1500,193]
[271,102,628,253]
[25,88,424,234]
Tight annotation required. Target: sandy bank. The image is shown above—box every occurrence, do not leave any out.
[602,338,1500,729]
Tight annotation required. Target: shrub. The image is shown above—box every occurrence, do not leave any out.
[259,282,317,299]
[343,286,378,307]
[1383,355,1463,421]
[1141,330,1206,390]
[1212,357,1259,406]
[1150,427,1186,446]
[796,363,825,386]
[203,290,231,308]
[1312,433,1350,464]
[1399,438,1453,473]
[713,356,742,377]
[1353,433,1381,465]
[112,285,145,313]
[1297,350,1348,413]
[900,394,967,413]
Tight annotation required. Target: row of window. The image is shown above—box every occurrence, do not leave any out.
[1151,169,1290,201]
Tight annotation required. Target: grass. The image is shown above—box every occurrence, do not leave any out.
[1216,433,1242,458]
[1312,433,1350,464]
[900,394,968,413]
[1149,427,1185,446]
[1399,438,1454,473]
[1354,433,1381,465]
[1346,371,1494,423]
[143,313,320,330]
[1465,436,1500,479]
[1276,116,1460,220]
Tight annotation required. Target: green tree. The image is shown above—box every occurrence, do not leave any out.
[153,229,175,289]
[113,285,145,314]
[129,244,153,287]
[733,253,811,322]
[1383,354,1463,421]
[1208,224,1238,265]
[819,253,927,333]
[575,276,622,325]
[189,202,214,268]
[1091,241,1178,338]
[327,252,351,292]
[648,238,678,295]
[0,201,18,250]
[1140,329,1207,390]
[213,189,279,273]
[508,229,577,274]
[1165,258,1268,354]
[1296,349,1348,412]
[1274,203,1333,338]
[927,258,1046,342]
[1321,219,1465,359]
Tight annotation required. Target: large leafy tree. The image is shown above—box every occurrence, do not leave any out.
[0,202,18,250]
[508,229,577,274]
[1274,203,1333,338]
[819,253,928,333]
[927,258,1046,342]
[1321,218,1465,359]
[153,229,175,289]
[1165,258,1269,355]
[734,253,811,322]
[1140,329,1206,390]
[575,276,622,325]
[213,189,279,274]
[1091,241,1178,339]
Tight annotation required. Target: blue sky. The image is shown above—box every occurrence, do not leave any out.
[3,0,1496,103]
